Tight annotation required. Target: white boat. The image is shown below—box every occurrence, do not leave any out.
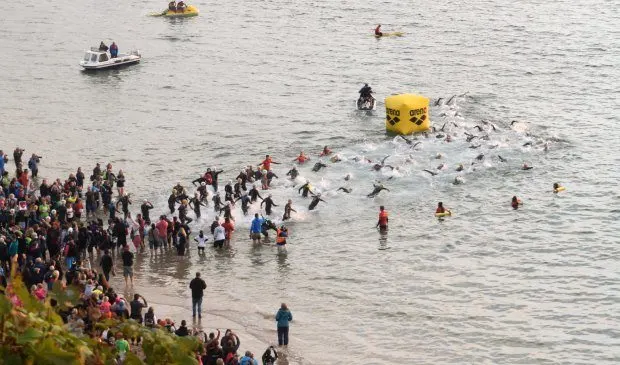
[80,47,141,70]
[356,96,376,111]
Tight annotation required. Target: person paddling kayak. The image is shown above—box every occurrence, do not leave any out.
[375,25,382,37]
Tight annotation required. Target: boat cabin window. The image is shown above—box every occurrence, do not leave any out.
[90,54,98,62]
[99,53,109,62]
[83,53,90,61]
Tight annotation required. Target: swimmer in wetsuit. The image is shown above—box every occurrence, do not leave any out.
[261,194,278,215]
[511,196,522,209]
[312,162,328,172]
[189,193,206,218]
[522,163,534,170]
[298,181,312,198]
[286,166,299,180]
[235,193,251,215]
[308,193,326,210]
[372,156,394,171]
[249,185,263,203]
[212,192,223,212]
[337,187,352,193]
[282,199,296,221]
[367,183,389,198]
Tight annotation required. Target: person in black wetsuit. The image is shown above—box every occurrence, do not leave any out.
[116,194,132,219]
[140,200,153,224]
[367,183,389,198]
[286,166,299,180]
[210,168,224,192]
[261,195,277,215]
[312,162,327,172]
[308,193,326,210]
[298,181,312,198]
[248,185,263,203]
[212,192,223,212]
[235,193,251,215]
[189,193,206,219]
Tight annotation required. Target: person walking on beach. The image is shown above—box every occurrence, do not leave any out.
[189,272,207,319]
[121,245,134,287]
[275,303,292,346]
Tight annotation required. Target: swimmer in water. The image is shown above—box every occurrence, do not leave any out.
[258,154,280,171]
[498,155,507,162]
[456,164,464,172]
[308,193,326,210]
[436,202,451,215]
[282,199,296,221]
[453,176,464,185]
[298,180,312,198]
[445,135,453,142]
[260,194,278,215]
[294,152,309,164]
[553,182,564,193]
[423,169,438,176]
[372,156,394,171]
[469,144,481,149]
[337,187,352,193]
[475,153,484,161]
[435,153,443,159]
[511,196,522,209]
[319,146,332,157]
[212,192,223,212]
[189,193,206,219]
[286,166,299,180]
[312,162,328,172]
[367,183,389,198]
[344,173,352,181]
[522,163,533,170]
[235,193,252,215]
[330,154,342,163]
[219,201,234,221]
[197,181,209,202]
[437,163,446,170]
[249,184,263,203]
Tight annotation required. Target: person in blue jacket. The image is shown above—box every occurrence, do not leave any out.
[275,303,292,346]
[249,213,263,244]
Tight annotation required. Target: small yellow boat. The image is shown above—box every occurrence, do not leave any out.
[152,5,199,18]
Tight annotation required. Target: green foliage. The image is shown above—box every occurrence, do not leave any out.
[0,272,200,365]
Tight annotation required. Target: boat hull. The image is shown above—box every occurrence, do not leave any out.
[80,58,140,70]
[161,5,199,17]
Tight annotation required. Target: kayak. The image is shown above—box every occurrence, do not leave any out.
[152,5,199,17]
[374,32,404,38]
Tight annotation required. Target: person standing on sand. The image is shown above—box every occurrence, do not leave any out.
[121,245,134,287]
[189,272,207,319]
[275,303,292,346]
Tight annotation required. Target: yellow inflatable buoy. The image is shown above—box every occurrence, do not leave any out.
[385,94,431,135]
